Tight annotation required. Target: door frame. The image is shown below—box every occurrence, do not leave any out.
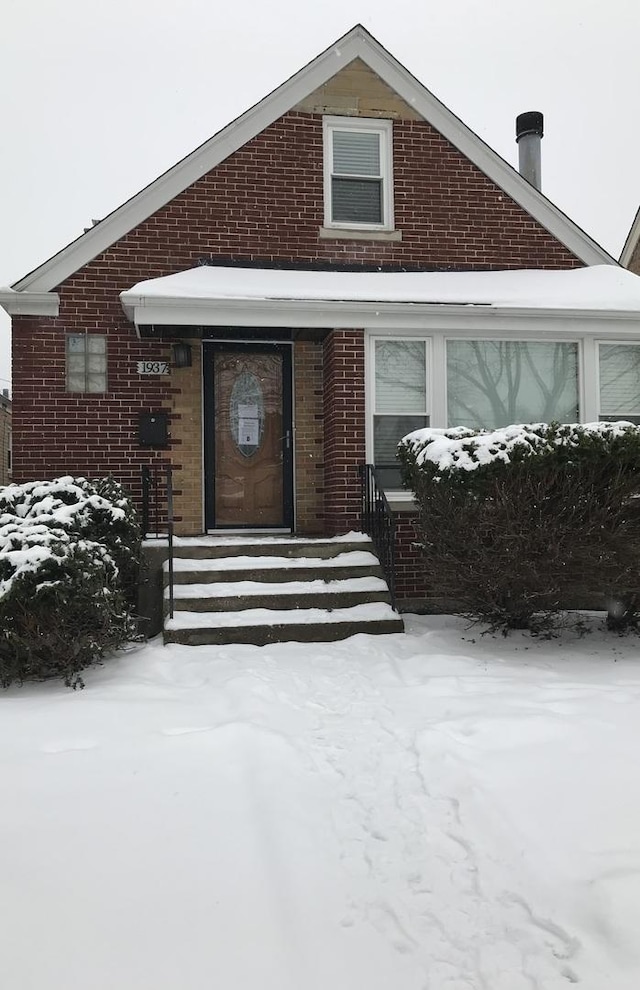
[203,340,294,531]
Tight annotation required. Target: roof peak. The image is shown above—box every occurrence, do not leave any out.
[9,25,615,297]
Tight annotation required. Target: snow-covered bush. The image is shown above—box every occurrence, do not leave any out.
[398,422,640,633]
[0,475,141,605]
[0,477,141,687]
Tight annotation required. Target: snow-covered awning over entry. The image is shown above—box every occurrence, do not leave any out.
[120,265,640,330]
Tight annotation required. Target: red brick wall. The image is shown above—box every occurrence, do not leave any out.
[12,315,172,506]
[294,339,325,533]
[12,108,583,543]
[55,112,582,276]
[394,515,426,604]
[323,330,366,535]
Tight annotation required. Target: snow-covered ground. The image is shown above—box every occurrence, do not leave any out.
[2,615,640,989]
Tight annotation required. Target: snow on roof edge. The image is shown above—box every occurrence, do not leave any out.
[121,265,640,313]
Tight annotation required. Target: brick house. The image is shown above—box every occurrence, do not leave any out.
[2,24,640,610]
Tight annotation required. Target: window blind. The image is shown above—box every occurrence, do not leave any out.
[332,178,382,224]
[599,344,640,417]
[333,131,381,176]
[375,340,426,413]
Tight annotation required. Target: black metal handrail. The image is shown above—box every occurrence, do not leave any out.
[141,464,175,620]
[360,463,397,608]
[141,464,158,538]
[141,464,173,536]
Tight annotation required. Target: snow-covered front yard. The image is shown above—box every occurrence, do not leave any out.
[2,615,640,989]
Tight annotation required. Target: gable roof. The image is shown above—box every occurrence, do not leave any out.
[620,205,640,267]
[9,24,616,300]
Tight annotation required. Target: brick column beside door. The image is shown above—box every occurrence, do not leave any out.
[323,329,366,535]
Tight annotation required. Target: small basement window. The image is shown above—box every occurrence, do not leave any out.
[323,116,393,229]
[66,334,107,393]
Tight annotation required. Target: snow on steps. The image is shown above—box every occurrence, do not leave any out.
[162,534,404,646]
[169,550,382,585]
[164,602,401,646]
[165,575,390,612]
[166,532,373,558]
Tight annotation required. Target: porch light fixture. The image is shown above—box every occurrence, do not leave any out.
[172,342,192,368]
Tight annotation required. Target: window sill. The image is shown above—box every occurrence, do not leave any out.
[318,226,402,242]
[387,495,417,513]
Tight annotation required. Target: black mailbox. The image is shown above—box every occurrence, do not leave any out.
[138,412,169,448]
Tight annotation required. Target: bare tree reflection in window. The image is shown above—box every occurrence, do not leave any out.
[447,341,579,429]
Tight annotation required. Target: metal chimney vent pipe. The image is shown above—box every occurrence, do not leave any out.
[516,111,544,190]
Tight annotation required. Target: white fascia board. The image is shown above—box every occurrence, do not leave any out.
[620,205,640,267]
[13,26,615,295]
[0,289,59,316]
[126,295,640,334]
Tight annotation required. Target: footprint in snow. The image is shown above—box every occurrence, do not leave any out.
[42,740,98,754]
[161,726,214,737]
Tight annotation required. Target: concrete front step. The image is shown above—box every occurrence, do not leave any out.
[164,602,405,646]
[160,534,404,646]
[164,550,382,586]
[165,620,404,646]
[167,534,372,560]
[164,576,390,612]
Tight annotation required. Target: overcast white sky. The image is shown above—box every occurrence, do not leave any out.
[1,0,638,394]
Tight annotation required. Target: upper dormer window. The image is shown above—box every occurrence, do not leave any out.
[323,117,393,230]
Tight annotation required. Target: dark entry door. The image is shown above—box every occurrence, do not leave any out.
[204,343,293,529]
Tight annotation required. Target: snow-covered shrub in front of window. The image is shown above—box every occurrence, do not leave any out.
[398,422,640,633]
[0,477,141,687]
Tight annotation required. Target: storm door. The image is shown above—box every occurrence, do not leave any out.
[204,343,293,530]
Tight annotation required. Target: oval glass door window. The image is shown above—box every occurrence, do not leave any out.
[230,371,265,457]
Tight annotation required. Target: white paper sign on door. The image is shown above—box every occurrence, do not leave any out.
[238,418,259,445]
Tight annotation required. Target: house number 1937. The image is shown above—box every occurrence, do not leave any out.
[137,361,170,375]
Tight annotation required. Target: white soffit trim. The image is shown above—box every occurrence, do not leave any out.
[129,299,640,333]
[0,289,59,317]
[13,25,615,295]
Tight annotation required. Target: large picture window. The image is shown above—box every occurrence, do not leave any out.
[367,331,640,491]
[447,340,579,429]
[324,117,393,229]
[373,338,429,487]
[598,343,640,424]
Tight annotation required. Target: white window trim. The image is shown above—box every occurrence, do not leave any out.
[323,116,394,231]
